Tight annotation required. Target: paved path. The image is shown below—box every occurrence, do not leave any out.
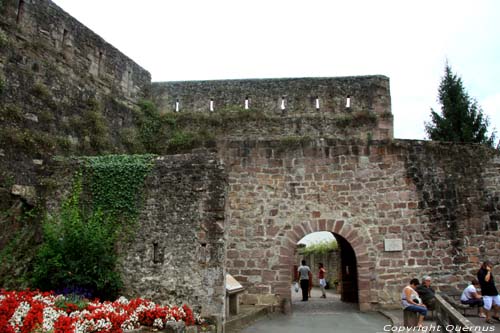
[240,287,391,333]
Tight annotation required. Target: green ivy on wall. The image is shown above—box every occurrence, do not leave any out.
[32,154,156,299]
[80,154,155,222]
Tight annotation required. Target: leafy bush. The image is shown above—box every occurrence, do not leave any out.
[32,176,122,300]
[298,240,338,256]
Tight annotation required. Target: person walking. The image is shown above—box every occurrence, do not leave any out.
[318,262,327,298]
[477,260,500,324]
[297,260,311,301]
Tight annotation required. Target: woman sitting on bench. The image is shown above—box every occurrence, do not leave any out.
[402,278,428,327]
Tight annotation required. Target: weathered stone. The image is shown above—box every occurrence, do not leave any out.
[11,185,36,205]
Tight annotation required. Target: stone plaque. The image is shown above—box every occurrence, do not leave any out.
[384,238,403,252]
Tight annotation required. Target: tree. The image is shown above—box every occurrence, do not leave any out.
[425,64,496,147]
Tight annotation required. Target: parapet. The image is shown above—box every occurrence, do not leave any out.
[152,76,391,116]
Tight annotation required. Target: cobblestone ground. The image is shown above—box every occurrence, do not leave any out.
[240,286,390,333]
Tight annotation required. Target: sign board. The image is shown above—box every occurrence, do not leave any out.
[384,238,403,252]
[226,274,244,294]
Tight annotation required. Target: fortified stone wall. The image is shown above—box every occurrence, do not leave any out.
[220,138,500,310]
[151,77,393,141]
[119,153,227,320]
[0,0,150,186]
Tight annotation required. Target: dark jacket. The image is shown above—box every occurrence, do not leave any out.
[416,284,435,303]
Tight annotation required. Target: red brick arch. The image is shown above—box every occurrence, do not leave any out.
[280,219,373,311]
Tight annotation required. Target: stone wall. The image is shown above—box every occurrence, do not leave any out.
[118,153,227,320]
[0,0,151,186]
[151,77,393,141]
[220,138,500,310]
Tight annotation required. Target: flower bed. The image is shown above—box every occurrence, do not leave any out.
[0,289,202,333]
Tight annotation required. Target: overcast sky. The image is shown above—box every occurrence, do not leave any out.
[53,0,500,141]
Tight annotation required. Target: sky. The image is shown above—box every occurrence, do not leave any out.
[52,0,500,141]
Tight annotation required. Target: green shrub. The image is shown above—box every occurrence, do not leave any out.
[31,82,50,99]
[0,29,7,48]
[32,176,122,300]
[0,76,4,95]
[54,294,89,311]
[298,240,338,256]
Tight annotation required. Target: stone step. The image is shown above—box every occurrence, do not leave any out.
[225,305,273,333]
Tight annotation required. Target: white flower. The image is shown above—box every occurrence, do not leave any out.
[153,317,164,329]
[116,296,129,305]
[9,301,31,332]
[43,306,66,331]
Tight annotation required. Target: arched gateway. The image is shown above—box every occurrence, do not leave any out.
[284,221,368,309]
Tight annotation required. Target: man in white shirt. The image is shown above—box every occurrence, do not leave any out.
[461,278,486,318]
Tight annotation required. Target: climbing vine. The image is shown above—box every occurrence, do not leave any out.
[80,154,155,222]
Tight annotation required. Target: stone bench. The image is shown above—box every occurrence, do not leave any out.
[442,292,480,317]
[403,309,419,327]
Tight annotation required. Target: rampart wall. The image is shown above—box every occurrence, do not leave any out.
[119,153,227,319]
[152,77,393,141]
[0,0,151,186]
[221,138,500,310]
[1,0,500,323]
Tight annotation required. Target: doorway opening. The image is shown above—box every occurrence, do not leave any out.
[294,231,358,305]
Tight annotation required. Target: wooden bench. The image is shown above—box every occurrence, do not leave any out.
[441,291,480,317]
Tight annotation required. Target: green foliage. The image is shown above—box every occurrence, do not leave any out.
[119,127,144,153]
[0,105,23,123]
[81,154,155,222]
[54,294,89,311]
[278,135,312,150]
[0,127,57,154]
[334,111,377,128]
[134,100,216,154]
[31,82,50,99]
[0,206,42,289]
[0,29,7,48]
[298,240,338,256]
[135,100,163,152]
[425,63,497,147]
[168,130,196,152]
[0,75,4,95]
[32,176,122,300]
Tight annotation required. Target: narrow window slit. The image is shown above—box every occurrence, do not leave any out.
[175,99,180,112]
[209,99,214,112]
[97,51,103,76]
[280,96,286,110]
[346,95,351,108]
[153,242,159,263]
[315,96,320,110]
[244,96,249,110]
[16,0,25,24]
[62,29,68,48]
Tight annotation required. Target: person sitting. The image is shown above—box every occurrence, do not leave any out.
[402,278,427,327]
[416,275,436,310]
[460,278,486,318]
